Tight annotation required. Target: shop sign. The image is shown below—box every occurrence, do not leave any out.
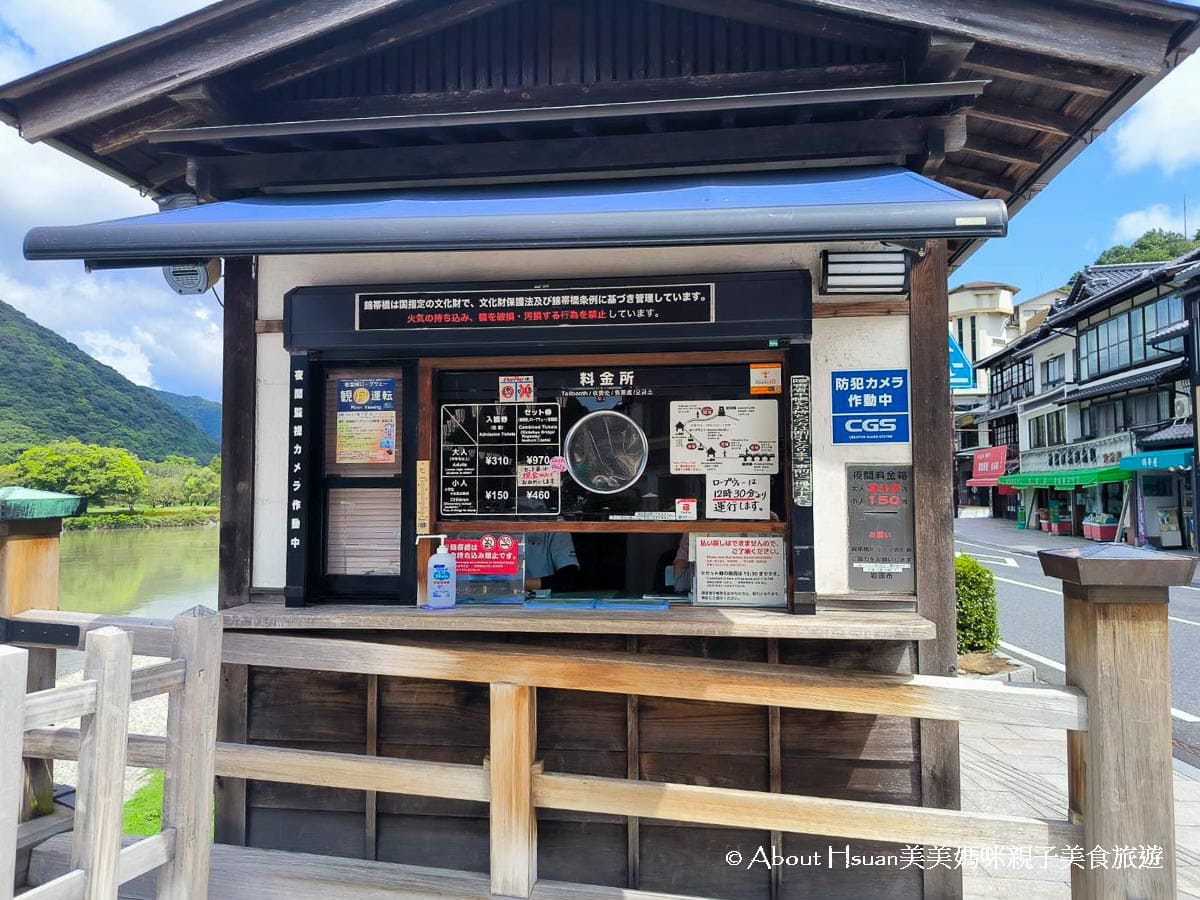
[446,534,521,576]
[972,446,1007,479]
[847,465,915,592]
[440,402,561,516]
[706,475,770,520]
[831,369,910,445]
[692,535,787,607]
[560,369,653,399]
[669,400,779,475]
[356,284,714,331]
[335,377,397,463]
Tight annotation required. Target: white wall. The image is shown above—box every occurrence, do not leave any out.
[810,315,912,593]
[252,245,912,595]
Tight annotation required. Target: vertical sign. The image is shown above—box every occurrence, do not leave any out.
[847,465,915,592]
[831,370,910,444]
[790,375,813,507]
[284,354,312,607]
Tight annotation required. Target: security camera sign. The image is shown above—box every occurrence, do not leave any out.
[669,401,779,475]
[831,370,910,445]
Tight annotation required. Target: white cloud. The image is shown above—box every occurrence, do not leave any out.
[0,0,220,398]
[1111,203,1188,244]
[1112,54,1200,175]
[80,330,156,386]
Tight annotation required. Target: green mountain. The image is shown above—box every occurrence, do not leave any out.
[0,298,219,462]
[148,389,222,442]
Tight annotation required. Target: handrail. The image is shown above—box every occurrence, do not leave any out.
[2,609,221,900]
[6,589,1178,900]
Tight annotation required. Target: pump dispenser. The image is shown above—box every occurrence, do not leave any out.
[415,535,456,609]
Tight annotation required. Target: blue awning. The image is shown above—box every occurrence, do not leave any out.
[23,166,1006,264]
[1120,449,1194,472]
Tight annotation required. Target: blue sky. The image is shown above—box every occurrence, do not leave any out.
[0,2,1199,397]
[953,58,1200,299]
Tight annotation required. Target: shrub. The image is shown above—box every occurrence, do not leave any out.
[955,554,999,655]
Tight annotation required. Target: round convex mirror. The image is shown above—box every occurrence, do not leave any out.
[563,410,649,495]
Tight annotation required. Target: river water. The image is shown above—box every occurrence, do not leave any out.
[59,526,219,618]
[56,527,219,674]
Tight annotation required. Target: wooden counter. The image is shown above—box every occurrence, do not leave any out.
[220,602,935,641]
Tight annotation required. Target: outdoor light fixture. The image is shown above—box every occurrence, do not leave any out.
[819,249,910,294]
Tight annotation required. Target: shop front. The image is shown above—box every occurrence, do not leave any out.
[963,446,1008,519]
[21,182,995,894]
[998,467,1131,538]
[1121,449,1195,549]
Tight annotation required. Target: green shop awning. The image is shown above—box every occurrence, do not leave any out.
[1120,449,1194,472]
[0,487,86,520]
[998,467,1131,490]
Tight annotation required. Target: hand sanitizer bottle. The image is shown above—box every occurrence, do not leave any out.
[416,535,456,609]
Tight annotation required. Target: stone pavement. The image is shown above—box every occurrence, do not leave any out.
[956,515,1200,896]
[960,720,1200,898]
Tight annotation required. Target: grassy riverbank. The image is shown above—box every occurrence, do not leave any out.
[64,506,219,530]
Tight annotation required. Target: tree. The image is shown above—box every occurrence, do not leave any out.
[1093,228,1200,266]
[7,440,147,508]
[1065,228,1200,290]
[181,464,220,506]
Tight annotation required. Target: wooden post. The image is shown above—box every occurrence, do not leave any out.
[1040,545,1195,900]
[909,240,962,899]
[216,255,256,846]
[0,518,61,845]
[0,644,29,900]
[70,626,132,900]
[490,682,537,898]
[157,607,223,900]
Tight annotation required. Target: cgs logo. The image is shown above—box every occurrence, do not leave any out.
[833,413,909,444]
[844,417,899,434]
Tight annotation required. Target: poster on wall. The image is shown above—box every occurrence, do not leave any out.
[692,535,786,607]
[847,465,915,592]
[669,400,779,475]
[440,402,561,516]
[335,378,397,463]
[705,475,771,520]
[830,370,910,445]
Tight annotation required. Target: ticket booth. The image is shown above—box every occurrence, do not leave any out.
[1,86,1020,900]
[7,0,1193,894]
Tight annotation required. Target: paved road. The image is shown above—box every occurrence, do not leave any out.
[953,518,1200,769]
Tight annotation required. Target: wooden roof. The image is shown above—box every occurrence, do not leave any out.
[1,0,1197,268]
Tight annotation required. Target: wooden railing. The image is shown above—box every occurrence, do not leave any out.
[7,543,1186,900]
[1,609,220,900]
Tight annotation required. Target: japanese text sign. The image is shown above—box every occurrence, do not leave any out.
[831,369,910,444]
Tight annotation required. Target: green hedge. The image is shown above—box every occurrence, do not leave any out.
[955,554,999,655]
[65,507,219,530]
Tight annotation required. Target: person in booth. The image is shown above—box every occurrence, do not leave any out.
[524,532,580,592]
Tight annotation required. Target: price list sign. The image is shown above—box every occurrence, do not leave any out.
[440,402,561,516]
[847,465,915,592]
